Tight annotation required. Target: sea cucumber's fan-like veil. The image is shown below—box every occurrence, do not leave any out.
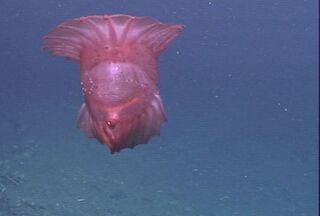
[43,15,183,61]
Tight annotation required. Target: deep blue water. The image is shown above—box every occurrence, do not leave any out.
[0,1,318,215]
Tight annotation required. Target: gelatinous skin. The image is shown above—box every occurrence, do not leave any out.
[43,14,183,153]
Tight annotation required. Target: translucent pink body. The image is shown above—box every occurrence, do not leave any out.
[43,15,182,153]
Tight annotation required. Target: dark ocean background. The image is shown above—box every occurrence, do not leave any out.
[0,1,318,215]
